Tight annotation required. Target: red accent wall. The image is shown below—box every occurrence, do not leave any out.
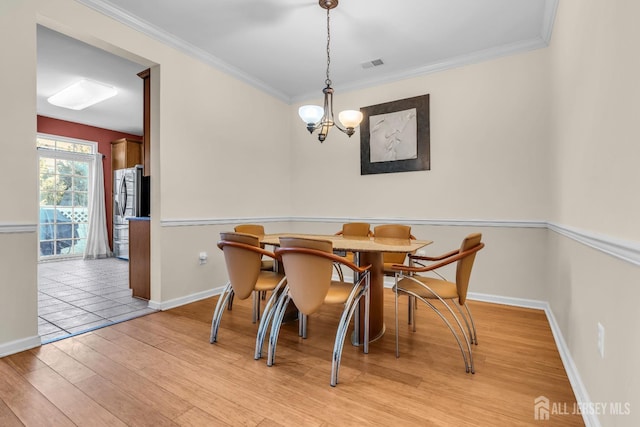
[37,115,142,250]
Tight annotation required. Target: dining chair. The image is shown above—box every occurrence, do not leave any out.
[234,224,274,272]
[210,232,285,344]
[333,222,372,280]
[372,224,416,277]
[391,233,484,374]
[264,236,371,387]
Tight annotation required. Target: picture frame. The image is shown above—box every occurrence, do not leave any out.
[360,94,430,175]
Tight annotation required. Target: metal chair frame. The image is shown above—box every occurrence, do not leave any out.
[392,237,484,374]
[261,245,371,387]
[210,237,282,344]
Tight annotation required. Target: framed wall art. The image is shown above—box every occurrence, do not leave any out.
[360,94,430,175]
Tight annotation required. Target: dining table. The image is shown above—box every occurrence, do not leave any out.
[260,233,432,345]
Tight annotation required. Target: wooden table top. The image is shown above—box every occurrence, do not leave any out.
[261,233,432,253]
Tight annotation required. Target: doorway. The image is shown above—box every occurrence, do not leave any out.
[36,24,155,342]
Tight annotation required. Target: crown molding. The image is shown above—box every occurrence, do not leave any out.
[292,36,550,104]
[541,0,559,44]
[75,0,558,106]
[74,0,291,103]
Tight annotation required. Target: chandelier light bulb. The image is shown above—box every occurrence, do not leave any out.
[299,105,324,125]
[338,110,363,129]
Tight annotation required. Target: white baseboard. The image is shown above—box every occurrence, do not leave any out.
[181,278,596,426]
[543,305,599,427]
[466,291,549,310]
[0,335,41,358]
[147,286,224,311]
[469,292,598,427]
[52,274,600,426]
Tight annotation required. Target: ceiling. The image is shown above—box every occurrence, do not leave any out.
[37,0,557,135]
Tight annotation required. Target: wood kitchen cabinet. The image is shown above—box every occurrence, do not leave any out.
[111,138,142,171]
[129,217,150,300]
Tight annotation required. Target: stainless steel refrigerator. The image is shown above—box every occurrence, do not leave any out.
[113,165,144,260]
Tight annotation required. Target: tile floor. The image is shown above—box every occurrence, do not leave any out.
[38,257,156,343]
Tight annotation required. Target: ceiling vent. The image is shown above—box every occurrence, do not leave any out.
[361,58,384,69]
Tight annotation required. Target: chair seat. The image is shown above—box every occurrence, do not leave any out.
[325,281,355,304]
[254,271,285,292]
[261,259,275,271]
[395,275,459,300]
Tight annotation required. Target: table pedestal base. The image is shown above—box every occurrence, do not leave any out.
[351,251,385,346]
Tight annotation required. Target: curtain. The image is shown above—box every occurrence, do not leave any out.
[84,153,112,259]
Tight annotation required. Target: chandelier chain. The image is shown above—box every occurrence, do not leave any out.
[325,6,331,86]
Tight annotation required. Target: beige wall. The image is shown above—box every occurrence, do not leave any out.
[0,0,38,349]
[547,0,640,425]
[0,0,291,349]
[547,232,639,426]
[2,1,639,424]
[549,0,640,241]
[290,48,552,221]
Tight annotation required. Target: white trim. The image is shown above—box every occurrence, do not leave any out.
[161,217,290,228]
[75,0,558,106]
[148,282,597,426]
[298,217,546,228]
[464,292,549,310]
[0,335,41,358]
[37,132,98,153]
[293,37,550,103]
[0,223,37,234]
[74,0,290,103]
[541,0,559,44]
[468,293,598,427]
[147,286,224,311]
[543,303,600,427]
[161,216,546,229]
[548,222,640,267]
[160,217,638,268]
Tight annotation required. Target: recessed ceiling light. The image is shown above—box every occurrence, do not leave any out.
[47,78,118,110]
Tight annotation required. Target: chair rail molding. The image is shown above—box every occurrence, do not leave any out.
[0,223,37,233]
[160,216,639,268]
[548,222,640,267]
[161,217,290,227]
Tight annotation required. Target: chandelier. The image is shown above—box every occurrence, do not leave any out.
[298,0,363,142]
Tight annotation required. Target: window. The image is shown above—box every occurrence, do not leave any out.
[37,134,97,259]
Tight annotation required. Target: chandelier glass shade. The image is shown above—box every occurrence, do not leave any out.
[298,0,363,142]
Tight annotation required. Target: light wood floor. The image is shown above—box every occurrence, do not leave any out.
[0,290,583,426]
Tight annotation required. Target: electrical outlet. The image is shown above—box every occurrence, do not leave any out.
[199,252,208,265]
[597,322,605,359]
